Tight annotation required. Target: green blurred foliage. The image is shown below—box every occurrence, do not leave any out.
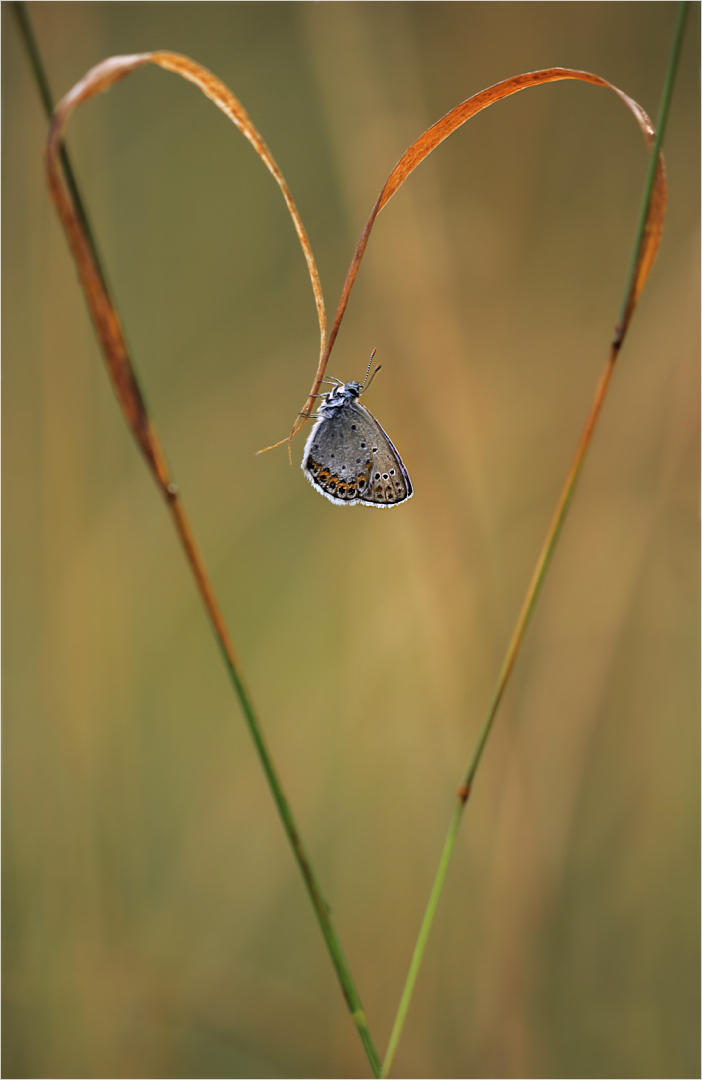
[3,3,699,1077]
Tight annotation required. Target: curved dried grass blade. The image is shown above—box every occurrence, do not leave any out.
[45,51,326,481]
[150,52,326,353]
[295,67,667,435]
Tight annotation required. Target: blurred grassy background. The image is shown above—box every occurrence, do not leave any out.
[3,3,699,1077]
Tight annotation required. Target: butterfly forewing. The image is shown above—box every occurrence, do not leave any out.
[356,405,412,505]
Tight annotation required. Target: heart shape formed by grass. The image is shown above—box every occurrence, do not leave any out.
[37,29,677,1075]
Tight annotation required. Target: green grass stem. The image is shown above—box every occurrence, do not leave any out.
[381,6,688,1075]
[14,6,381,1073]
[12,1,107,289]
[616,0,690,340]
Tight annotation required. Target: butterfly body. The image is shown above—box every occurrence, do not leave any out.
[302,379,412,507]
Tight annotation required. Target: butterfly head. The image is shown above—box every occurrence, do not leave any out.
[337,380,363,398]
[319,380,363,416]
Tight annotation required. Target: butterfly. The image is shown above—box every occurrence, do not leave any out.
[301,354,413,507]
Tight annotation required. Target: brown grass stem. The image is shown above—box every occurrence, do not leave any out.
[23,22,380,1075]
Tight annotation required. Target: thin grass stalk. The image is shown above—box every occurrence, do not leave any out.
[16,9,381,1073]
[12,1,106,286]
[168,495,382,1076]
[615,0,689,342]
[381,5,688,1075]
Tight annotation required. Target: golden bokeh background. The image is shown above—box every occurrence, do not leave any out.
[3,3,699,1077]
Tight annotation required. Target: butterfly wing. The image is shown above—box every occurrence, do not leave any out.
[354,403,412,506]
[302,399,412,507]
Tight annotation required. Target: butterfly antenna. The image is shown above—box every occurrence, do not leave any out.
[360,363,382,396]
[361,349,377,389]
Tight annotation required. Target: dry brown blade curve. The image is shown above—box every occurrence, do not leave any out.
[45,50,327,476]
[292,66,667,441]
